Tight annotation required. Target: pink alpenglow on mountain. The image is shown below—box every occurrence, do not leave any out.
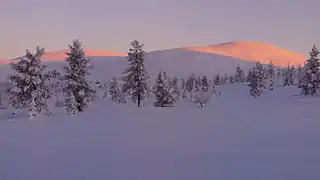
[184,41,307,67]
[0,59,11,64]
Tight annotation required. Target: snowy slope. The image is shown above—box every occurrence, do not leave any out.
[144,48,258,77]
[11,49,126,62]
[184,41,306,66]
[0,84,319,180]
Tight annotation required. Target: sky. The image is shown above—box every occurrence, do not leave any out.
[1,0,319,58]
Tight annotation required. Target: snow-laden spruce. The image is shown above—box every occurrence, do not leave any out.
[192,76,211,107]
[185,74,197,100]
[214,74,221,85]
[170,77,181,102]
[283,66,294,86]
[108,76,125,103]
[63,39,96,114]
[235,64,245,83]
[153,71,172,107]
[298,45,320,96]
[8,47,58,119]
[267,61,275,90]
[248,62,265,97]
[122,40,149,107]
[153,72,180,107]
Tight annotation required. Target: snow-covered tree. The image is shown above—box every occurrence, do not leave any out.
[283,71,290,86]
[108,76,121,103]
[180,78,188,99]
[102,82,109,98]
[267,61,275,78]
[8,47,58,119]
[283,66,294,86]
[248,62,265,97]
[63,39,96,114]
[186,74,196,96]
[180,78,186,90]
[170,77,180,102]
[246,70,253,82]
[190,75,211,107]
[276,68,282,79]
[214,74,221,85]
[229,76,235,84]
[263,67,269,79]
[298,45,320,95]
[267,61,275,90]
[290,66,296,84]
[193,77,209,107]
[199,76,209,91]
[122,40,149,107]
[153,72,166,107]
[297,65,303,81]
[153,71,175,107]
[235,65,245,83]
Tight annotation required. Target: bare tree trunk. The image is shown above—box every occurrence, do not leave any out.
[137,93,141,107]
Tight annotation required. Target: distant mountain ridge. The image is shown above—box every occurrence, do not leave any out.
[0,41,308,78]
[1,41,306,67]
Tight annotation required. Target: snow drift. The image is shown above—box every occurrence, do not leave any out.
[0,84,319,180]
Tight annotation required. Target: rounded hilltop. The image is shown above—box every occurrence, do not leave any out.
[183,41,307,66]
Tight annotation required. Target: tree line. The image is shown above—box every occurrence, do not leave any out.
[6,39,320,119]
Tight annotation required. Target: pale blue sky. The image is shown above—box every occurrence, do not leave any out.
[1,0,319,58]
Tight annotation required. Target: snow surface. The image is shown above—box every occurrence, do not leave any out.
[1,84,319,180]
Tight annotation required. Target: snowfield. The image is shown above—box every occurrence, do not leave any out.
[1,84,319,180]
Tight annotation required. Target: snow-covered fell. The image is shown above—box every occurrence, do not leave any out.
[184,41,306,66]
